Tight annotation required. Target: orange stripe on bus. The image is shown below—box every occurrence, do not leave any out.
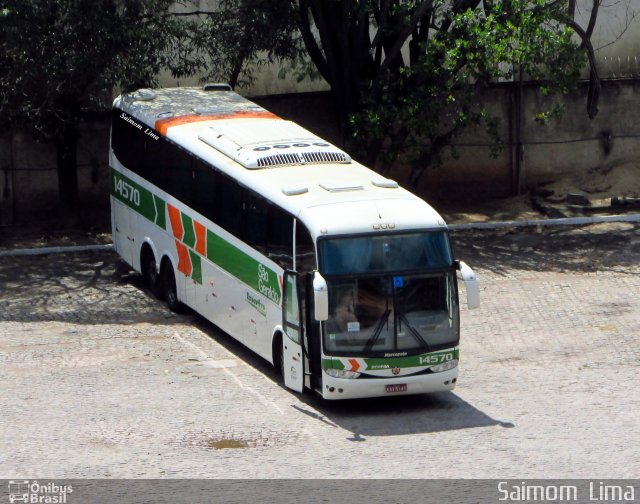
[167,204,184,241]
[194,220,206,256]
[175,241,192,277]
[155,111,281,136]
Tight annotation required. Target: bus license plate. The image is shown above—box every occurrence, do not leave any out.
[386,384,407,393]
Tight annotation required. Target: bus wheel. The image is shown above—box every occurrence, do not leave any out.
[273,333,284,380]
[279,346,286,383]
[161,262,182,313]
[141,247,162,298]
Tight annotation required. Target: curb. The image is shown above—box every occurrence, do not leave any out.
[0,243,114,258]
[0,213,638,257]
[448,213,640,231]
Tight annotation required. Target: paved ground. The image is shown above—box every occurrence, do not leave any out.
[0,223,639,478]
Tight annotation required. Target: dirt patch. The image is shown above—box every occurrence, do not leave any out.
[438,194,542,224]
[430,161,640,223]
[204,438,250,450]
[176,428,301,450]
[540,161,640,201]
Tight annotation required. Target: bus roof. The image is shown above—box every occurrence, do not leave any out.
[114,87,447,236]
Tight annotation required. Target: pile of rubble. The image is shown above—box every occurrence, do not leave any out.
[533,161,640,218]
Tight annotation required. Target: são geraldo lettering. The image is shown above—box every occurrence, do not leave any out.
[257,264,279,303]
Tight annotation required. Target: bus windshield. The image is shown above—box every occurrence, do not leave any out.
[319,231,458,356]
[323,273,459,356]
[318,231,452,275]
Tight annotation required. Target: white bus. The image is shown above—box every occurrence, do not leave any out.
[110,85,479,400]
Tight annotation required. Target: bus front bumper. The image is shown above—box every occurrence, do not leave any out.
[321,368,458,400]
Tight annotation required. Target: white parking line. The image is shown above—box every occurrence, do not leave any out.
[171,331,284,415]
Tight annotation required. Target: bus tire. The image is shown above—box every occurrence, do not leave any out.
[161,261,182,313]
[272,332,284,379]
[280,348,285,383]
[141,246,162,298]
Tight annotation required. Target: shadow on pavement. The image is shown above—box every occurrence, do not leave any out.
[292,392,514,438]
[0,251,186,325]
[194,315,513,437]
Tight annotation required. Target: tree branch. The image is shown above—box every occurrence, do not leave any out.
[585,0,600,40]
[565,18,601,119]
[297,0,330,82]
[378,0,435,76]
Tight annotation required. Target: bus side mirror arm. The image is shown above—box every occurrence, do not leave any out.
[456,261,480,310]
[313,271,329,321]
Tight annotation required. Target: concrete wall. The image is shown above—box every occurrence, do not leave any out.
[0,121,111,225]
[0,136,14,225]
[420,78,640,197]
[522,79,640,182]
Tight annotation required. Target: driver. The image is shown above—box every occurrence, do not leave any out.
[333,289,359,333]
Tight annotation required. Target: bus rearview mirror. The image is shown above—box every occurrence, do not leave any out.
[313,271,329,321]
[457,261,480,310]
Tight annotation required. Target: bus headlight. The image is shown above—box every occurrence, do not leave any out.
[325,368,361,379]
[430,359,458,373]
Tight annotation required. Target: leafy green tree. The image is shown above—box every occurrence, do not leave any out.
[297,0,601,187]
[0,0,199,212]
[193,0,306,89]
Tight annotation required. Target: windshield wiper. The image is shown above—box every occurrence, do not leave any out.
[363,309,391,354]
[398,312,431,352]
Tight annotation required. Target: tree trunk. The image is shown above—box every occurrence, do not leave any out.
[55,123,79,213]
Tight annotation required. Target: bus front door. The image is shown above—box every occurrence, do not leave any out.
[282,271,304,392]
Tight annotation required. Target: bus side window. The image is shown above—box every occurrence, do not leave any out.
[268,204,293,270]
[192,161,218,221]
[215,173,243,237]
[111,108,142,173]
[296,223,315,274]
[142,137,166,187]
[244,193,268,254]
[164,145,191,203]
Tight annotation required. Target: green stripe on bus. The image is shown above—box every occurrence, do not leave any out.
[189,249,202,284]
[322,349,459,371]
[112,167,281,303]
[365,349,459,369]
[206,229,281,304]
[153,195,166,230]
[111,169,157,224]
[182,213,196,248]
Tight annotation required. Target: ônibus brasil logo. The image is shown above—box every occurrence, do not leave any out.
[7,481,72,504]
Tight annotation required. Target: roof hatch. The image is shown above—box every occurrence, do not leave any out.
[198,119,351,169]
[320,182,364,192]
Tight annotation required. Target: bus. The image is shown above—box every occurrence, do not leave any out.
[109,85,480,400]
